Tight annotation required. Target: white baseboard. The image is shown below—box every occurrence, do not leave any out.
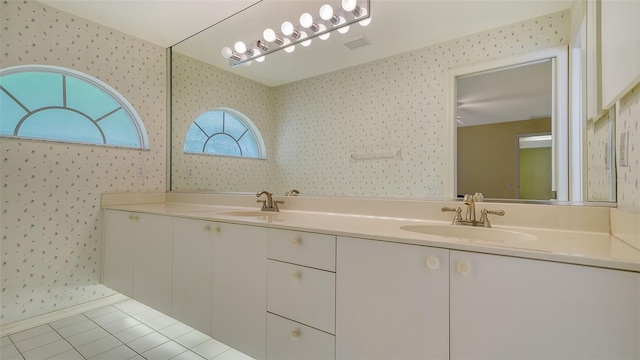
[0,293,128,337]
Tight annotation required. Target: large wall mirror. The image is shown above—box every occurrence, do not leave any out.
[170,0,616,204]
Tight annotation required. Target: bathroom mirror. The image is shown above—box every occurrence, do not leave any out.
[452,52,559,201]
[170,0,616,203]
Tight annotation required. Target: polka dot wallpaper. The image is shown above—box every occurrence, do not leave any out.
[271,10,571,197]
[172,10,571,197]
[1,0,166,324]
[616,83,640,211]
[171,52,277,192]
[586,112,615,201]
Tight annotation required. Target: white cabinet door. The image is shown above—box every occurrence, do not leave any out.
[213,223,267,360]
[132,213,173,315]
[450,251,640,359]
[172,217,214,336]
[103,210,135,297]
[336,237,449,360]
[267,313,335,360]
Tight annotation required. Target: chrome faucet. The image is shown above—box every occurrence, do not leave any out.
[256,191,284,212]
[441,192,504,228]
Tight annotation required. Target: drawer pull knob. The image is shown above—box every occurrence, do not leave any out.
[426,257,440,270]
[456,261,471,275]
[290,329,301,340]
[213,226,221,234]
[291,237,302,247]
[290,271,301,282]
[203,225,211,232]
[128,215,139,222]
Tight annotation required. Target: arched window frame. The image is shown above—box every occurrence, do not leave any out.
[183,107,266,160]
[0,64,149,149]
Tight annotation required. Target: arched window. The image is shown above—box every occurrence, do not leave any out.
[0,65,149,149]
[183,108,266,159]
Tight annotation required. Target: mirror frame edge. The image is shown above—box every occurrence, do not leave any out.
[446,45,570,201]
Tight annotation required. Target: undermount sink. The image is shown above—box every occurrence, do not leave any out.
[400,224,537,242]
[215,210,278,217]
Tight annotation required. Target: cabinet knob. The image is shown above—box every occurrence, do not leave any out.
[290,271,301,283]
[456,261,471,275]
[426,256,440,270]
[128,215,139,222]
[291,236,302,247]
[213,226,220,234]
[290,329,301,340]
[203,225,211,232]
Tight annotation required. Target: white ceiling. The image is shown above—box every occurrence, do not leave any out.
[38,0,567,126]
[457,60,552,127]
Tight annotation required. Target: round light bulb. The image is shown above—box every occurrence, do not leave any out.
[282,38,295,53]
[263,28,276,42]
[300,13,314,28]
[319,4,333,21]
[336,16,349,34]
[359,8,371,26]
[234,41,246,53]
[221,47,233,59]
[342,0,357,12]
[299,31,311,47]
[281,21,294,36]
[252,49,265,63]
[318,24,330,40]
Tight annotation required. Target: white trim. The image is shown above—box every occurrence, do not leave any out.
[0,64,150,149]
[0,293,127,337]
[447,45,569,200]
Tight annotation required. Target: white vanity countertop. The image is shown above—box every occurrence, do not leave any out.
[102,201,640,272]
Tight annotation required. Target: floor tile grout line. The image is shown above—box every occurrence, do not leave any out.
[42,324,86,360]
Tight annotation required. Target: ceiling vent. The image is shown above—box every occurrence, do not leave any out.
[344,36,371,50]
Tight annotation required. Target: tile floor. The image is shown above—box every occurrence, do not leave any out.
[1,299,253,360]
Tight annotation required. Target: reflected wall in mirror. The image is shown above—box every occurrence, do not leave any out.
[455,59,555,200]
[170,2,614,203]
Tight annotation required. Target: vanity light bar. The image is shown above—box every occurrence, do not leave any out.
[221,0,371,67]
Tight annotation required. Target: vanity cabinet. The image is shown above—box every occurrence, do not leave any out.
[450,251,640,359]
[103,210,173,314]
[266,229,337,359]
[212,223,267,360]
[336,236,450,360]
[335,236,639,360]
[172,217,214,336]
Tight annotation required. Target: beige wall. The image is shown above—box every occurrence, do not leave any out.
[457,118,551,199]
[0,0,167,325]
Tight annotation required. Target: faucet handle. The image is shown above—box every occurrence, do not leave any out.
[442,206,463,225]
[480,208,505,228]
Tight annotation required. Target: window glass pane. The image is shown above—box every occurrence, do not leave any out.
[0,90,27,135]
[184,124,209,153]
[195,111,223,136]
[18,108,103,144]
[66,76,120,120]
[238,133,259,158]
[224,112,248,139]
[204,133,241,156]
[99,109,140,147]
[1,72,62,110]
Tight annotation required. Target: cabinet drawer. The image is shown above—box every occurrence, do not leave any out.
[267,229,335,271]
[267,313,335,360]
[267,260,335,334]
